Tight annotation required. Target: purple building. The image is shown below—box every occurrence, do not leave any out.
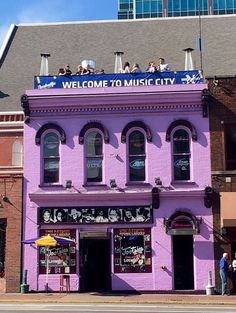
[21,72,214,292]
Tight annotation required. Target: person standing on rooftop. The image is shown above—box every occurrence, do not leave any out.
[123,62,130,73]
[157,57,171,72]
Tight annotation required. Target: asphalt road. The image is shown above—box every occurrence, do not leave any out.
[0,304,236,313]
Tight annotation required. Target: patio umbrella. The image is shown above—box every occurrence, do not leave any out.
[23,234,75,292]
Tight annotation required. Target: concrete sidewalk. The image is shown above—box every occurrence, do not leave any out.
[0,292,236,305]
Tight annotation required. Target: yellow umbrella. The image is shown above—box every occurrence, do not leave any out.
[23,234,75,292]
[35,234,58,247]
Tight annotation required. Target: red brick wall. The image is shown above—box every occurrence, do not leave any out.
[0,175,22,292]
[208,77,236,292]
[0,133,23,166]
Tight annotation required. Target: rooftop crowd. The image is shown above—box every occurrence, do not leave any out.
[57,58,171,76]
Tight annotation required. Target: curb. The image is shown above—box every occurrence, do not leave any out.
[0,299,236,305]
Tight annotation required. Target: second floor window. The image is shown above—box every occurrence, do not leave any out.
[128,130,146,181]
[12,140,23,166]
[173,129,190,181]
[43,132,60,183]
[225,125,236,170]
[86,131,103,183]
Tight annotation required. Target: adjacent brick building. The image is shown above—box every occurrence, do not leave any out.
[207,77,236,293]
[0,112,23,292]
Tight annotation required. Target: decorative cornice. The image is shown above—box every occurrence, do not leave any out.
[201,88,211,118]
[30,102,202,116]
[121,120,153,143]
[35,123,66,145]
[21,94,30,124]
[79,121,109,144]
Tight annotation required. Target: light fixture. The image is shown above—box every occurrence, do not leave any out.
[66,180,72,189]
[221,227,227,236]
[155,177,162,186]
[204,186,213,208]
[110,179,117,188]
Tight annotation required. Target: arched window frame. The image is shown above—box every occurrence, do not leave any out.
[121,120,152,143]
[164,211,201,235]
[84,128,104,185]
[35,123,66,145]
[41,129,61,185]
[79,122,109,145]
[127,127,147,183]
[171,126,193,182]
[12,139,23,167]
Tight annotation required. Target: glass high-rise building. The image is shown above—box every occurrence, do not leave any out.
[118,0,236,19]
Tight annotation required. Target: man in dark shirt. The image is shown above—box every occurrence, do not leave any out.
[219,252,231,295]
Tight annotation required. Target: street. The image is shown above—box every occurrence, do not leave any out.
[0,304,236,313]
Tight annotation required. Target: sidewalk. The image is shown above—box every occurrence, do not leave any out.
[1,292,236,305]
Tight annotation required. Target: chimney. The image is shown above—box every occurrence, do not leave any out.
[40,53,51,76]
[114,51,124,73]
[183,48,194,71]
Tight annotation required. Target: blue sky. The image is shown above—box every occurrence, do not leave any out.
[0,0,117,47]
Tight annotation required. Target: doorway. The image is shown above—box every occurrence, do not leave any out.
[173,235,194,290]
[79,237,111,292]
[231,242,236,292]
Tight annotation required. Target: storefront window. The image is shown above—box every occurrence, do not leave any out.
[39,229,76,275]
[114,228,152,273]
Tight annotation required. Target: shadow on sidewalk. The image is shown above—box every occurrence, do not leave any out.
[88,291,141,297]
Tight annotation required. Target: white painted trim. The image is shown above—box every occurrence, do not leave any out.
[0,24,16,63]
[0,111,23,115]
[0,122,23,126]
[16,13,236,27]
[0,165,22,168]
[0,129,23,133]
[0,170,23,174]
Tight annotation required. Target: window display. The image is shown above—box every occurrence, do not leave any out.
[114,228,152,273]
[39,229,76,275]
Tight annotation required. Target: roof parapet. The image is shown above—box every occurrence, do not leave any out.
[0,24,17,66]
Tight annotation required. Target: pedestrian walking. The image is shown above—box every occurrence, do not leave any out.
[219,252,231,295]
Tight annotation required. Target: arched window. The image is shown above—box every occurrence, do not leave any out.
[172,129,191,181]
[164,211,201,235]
[43,132,60,183]
[12,140,23,166]
[128,130,146,182]
[86,131,103,183]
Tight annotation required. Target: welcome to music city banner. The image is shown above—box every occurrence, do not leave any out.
[34,70,203,89]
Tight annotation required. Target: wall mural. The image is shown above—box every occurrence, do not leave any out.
[39,229,76,275]
[39,206,152,225]
[114,228,152,273]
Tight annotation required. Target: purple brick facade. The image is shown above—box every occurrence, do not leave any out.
[22,83,214,292]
